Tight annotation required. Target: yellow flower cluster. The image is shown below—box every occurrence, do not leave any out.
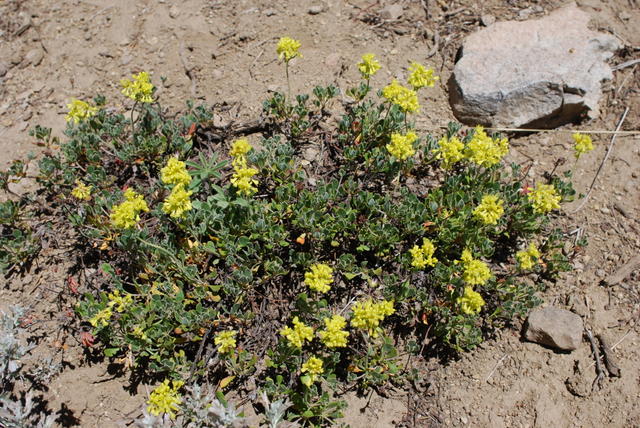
[277,37,302,62]
[386,131,417,161]
[229,139,259,196]
[120,71,154,103]
[214,330,237,354]
[516,242,541,270]
[457,286,485,315]
[572,132,593,159]
[163,185,193,219]
[71,180,92,201]
[318,315,349,348]
[107,289,133,312]
[459,249,491,286]
[161,157,192,187]
[409,238,438,269]
[110,188,149,229]
[280,316,314,349]
[66,99,98,124]
[301,356,324,386]
[304,263,333,293]
[473,194,504,225]
[527,183,561,214]
[434,136,464,169]
[407,62,439,90]
[89,307,112,328]
[350,299,395,337]
[229,138,252,158]
[358,53,381,79]
[147,379,184,419]
[464,126,509,168]
[382,80,420,113]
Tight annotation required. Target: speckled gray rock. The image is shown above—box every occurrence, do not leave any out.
[449,3,619,128]
[524,307,583,351]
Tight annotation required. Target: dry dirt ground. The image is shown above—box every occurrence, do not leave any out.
[1,0,639,427]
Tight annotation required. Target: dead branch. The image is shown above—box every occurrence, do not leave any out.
[585,328,605,392]
[603,254,640,286]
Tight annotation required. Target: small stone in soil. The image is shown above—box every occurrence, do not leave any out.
[308,5,324,15]
[523,306,583,351]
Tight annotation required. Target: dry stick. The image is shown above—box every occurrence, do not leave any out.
[596,334,621,377]
[484,354,509,383]
[603,254,640,286]
[571,107,630,214]
[613,58,640,71]
[585,328,605,392]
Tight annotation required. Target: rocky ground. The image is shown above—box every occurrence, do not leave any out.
[1,0,639,426]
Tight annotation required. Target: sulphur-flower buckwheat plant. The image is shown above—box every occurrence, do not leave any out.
[350,299,395,337]
[516,242,541,270]
[110,188,149,229]
[459,249,492,286]
[276,37,302,62]
[386,131,417,161]
[527,183,561,214]
[301,356,324,386]
[229,138,252,158]
[572,132,593,159]
[464,126,509,168]
[161,157,192,187]
[214,330,237,354]
[71,180,92,201]
[473,194,505,225]
[230,162,259,196]
[280,316,314,349]
[382,80,420,113]
[317,315,349,348]
[147,379,184,419]
[304,263,333,293]
[89,307,112,328]
[358,53,381,79]
[434,135,465,169]
[407,62,439,90]
[65,98,98,124]
[409,238,438,269]
[162,184,193,219]
[457,286,485,315]
[107,289,133,312]
[120,71,154,103]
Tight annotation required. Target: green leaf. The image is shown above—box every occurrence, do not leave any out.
[104,347,120,357]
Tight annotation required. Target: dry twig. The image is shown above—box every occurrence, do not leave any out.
[585,328,605,392]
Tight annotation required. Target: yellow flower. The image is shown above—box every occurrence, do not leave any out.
[407,62,438,90]
[459,249,492,286]
[107,289,133,312]
[527,183,561,214]
[358,53,381,79]
[572,132,593,159]
[473,194,504,225]
[386,131,417,161]
[409,238,438,269]
[161,157,191,187]
[66,99,98,124]
[277,37,302,62]
[110,189,149,229]
[350,299,394,337]
[516,242,540,270]
[147,379,184,419]
[231,160,259,196]
[132,326,148,341]
[162,184,193,219]
[318,315,349,348]
[71,180,92,201]
[280,316,314,349]
[214,330,237,354]
[434,136,464,169]
[304,263,333,293]
[120,71,154,103]
[382,80,420,113]
[457,286,485,315]
[301,356,324,386]
[89,307,112,328]
[464,126,509,168]
[230,138,252,158]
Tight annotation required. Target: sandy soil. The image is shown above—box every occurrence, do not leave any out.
[1,0,639,426]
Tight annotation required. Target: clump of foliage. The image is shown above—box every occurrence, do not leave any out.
[2,38,578,426]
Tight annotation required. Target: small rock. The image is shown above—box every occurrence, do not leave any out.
[308,5,324,15]
[120,54,133,66]
[0,61,8,77]
[303,147,320,162]
[480,14,496,26]
[324,52,341,68]
[267,84,280,92]
[212,114,229,129]
[24,48,44,66]
[523,307,583,351]
[169,5,180,19]
[263,8,277,16]
[380,3,403,21]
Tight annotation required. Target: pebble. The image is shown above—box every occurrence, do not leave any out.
[169,5,180,18]
[263,9,277,16]
[481,14,496,26]
[380,3,403,21]
[324,52,341,68]
[24,48,44,66]
[308,5,324,15]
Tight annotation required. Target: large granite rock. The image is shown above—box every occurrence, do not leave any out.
[523,307,583,351]
[449,3,619,129]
